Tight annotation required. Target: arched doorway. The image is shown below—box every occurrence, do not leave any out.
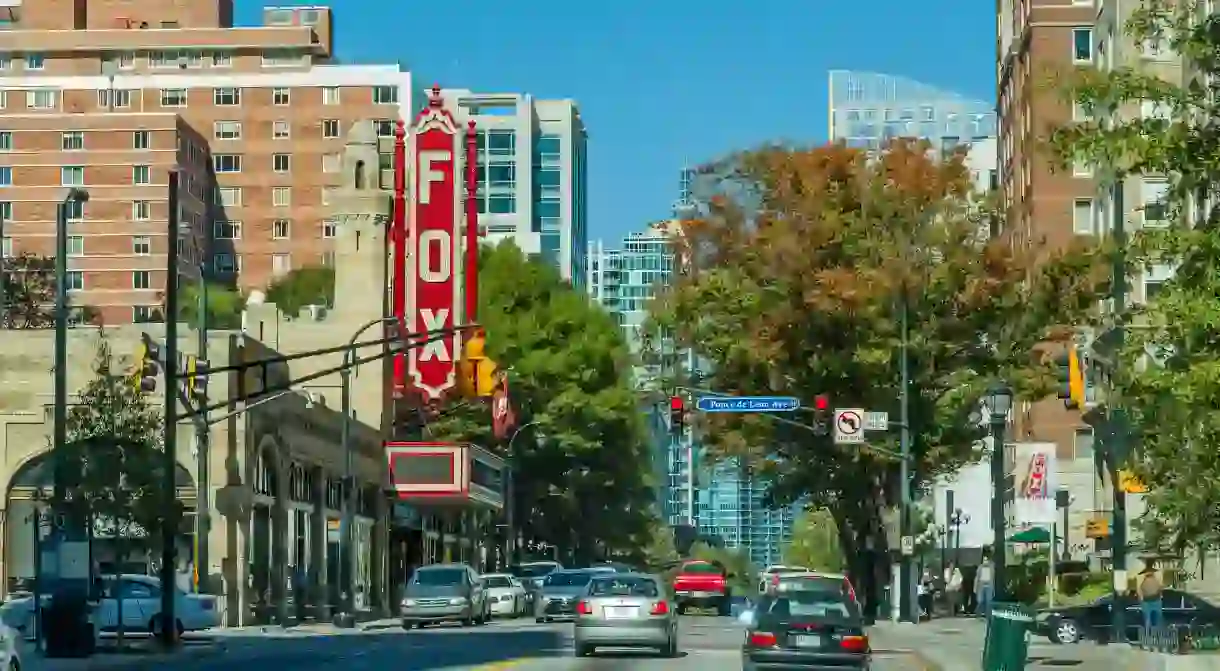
[5,450,195,595]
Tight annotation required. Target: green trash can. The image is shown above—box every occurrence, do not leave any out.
[981,602,1035,671]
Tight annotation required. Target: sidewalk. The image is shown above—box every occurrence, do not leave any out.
[213,617,401,637]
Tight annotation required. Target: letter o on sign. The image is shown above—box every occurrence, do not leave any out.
[418,230,451,283]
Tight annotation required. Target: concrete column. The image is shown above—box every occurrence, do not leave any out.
[310,466,328,621]
[271,456,289,625]
[372,491,389,617]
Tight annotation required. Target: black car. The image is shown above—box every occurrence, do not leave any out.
[535,569,597,622]
[742,588,871,671]
[1036,589,1220,644]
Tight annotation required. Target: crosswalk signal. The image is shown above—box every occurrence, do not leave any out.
[669,395,686,436]
[1057,346,1086,409]
[135,334,161,394]
[186,356,209,398]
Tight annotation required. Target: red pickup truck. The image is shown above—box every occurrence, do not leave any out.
[672,560,732,615]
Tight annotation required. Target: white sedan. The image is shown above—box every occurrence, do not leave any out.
[481,574,527,618]
[0,574,219,638]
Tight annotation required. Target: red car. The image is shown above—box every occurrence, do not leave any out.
[672,560,733,615]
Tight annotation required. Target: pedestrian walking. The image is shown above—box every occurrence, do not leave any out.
[976,557,994,617]
[918,570,936,620]
[1139,566,1164,632]
[945,563,963,616]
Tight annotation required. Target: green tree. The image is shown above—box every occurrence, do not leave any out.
[265,266,334,318]
[1046,0,1220,555]
[783,508,845,573]
[427,241,657,563]
[647,140,1105,615]
[640,521,681,569]
[177,281,244,329]
[1,253,99,327]
[59,337,176,645]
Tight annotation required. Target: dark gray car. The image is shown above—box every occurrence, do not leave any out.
[535,569,597,622]
[400,563,490,629]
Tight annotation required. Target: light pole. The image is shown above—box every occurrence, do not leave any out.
[983,381,1013,602]
[52,188,89,508]
[333,315,399,628]
[502,420,540,568]
[0,201,7,326]
[949,508,970,567]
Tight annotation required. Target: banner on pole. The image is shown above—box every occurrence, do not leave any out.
[1012,442,1057,525]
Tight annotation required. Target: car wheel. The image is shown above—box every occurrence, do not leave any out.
[1054,619,1080,644]
[401,621,413,630]
[663,635,679,658]
[535,616,545,623]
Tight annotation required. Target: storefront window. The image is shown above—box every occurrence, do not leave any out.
[354,522,372,610]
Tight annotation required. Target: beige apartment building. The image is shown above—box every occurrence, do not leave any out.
[0,0,414,324]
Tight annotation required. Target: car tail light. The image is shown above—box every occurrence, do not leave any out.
[650,601,668,615]
[749,632,778,647]
[839,635,868,652]
[576,600,592,615]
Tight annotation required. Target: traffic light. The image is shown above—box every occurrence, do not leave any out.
[1057,346,1087,409]
[135,334,161,394]
[186,356,209,398]
[812,393,830,435]
[458,331,499,398]
[669,395,686,436]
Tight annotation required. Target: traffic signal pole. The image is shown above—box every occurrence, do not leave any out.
[1107,181,1128,642]
[159,171,180,648]
[194,234,210,595]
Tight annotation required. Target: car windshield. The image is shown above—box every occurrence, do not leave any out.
[589,576,659,598]
[546,571,593,587]
[767,591,860,620]
[484,576,513,588]
[413,568,466,586]
[511,563,559,578]
[681,562,723,575]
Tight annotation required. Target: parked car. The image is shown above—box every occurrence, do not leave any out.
[400,563,490,629]
[1035,589,1220,644]
[574,572,678,657]
[535,569,597,622]
[481,574,527,618]
[672,560,733,615]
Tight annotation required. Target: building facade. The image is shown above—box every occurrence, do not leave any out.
[0,0,413,323]
[440,89,589,287]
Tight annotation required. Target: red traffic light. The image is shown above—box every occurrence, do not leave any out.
[814,394,829,411]
[670,395,684,410]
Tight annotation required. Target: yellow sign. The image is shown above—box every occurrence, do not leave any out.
[1085,517,1110,538]
[1067,345,1086,408]
[1119,469,1149,494]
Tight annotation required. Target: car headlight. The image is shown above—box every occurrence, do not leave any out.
[450,597,468,606]
[402,599,417,608]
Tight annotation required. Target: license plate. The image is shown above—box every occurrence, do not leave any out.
[691,591,712,598]
[792,635,823,648]
[604,607,638,619]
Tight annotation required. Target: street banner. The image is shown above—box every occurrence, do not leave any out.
[1012,442,1057,525]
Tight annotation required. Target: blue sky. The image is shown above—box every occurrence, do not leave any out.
[239,1,995,244]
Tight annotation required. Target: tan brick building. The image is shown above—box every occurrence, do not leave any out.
[0,0,414,324]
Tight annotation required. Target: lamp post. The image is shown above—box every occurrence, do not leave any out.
[950,508,970,567]
[502,420,540,568]
[983,381,1013,602]
[29,488,47,646]
[53,188,89,511]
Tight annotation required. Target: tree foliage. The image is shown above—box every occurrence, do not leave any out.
[266,266,334,318]
[1046,0,1220,554]
[59,338,177,547]
[426,241,657,562]
[177,281,244,330]
[783,508,845,573]
[647,139,1105,614]
[0,254,98,328]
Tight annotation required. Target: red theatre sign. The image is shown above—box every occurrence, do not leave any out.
[408,87,463,401]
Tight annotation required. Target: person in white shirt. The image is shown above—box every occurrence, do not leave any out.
[945,564,964,616]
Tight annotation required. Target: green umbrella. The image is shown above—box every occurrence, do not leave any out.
[1007,527,1052,544]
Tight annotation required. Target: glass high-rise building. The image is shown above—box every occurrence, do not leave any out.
[441,89,589,286]
[827,70,996,152]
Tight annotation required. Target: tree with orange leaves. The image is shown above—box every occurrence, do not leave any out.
[647,139,1105,615]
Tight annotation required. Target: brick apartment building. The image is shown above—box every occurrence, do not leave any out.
[0,0,413,324]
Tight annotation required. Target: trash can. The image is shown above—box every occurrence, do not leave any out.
[981,602,1034,671]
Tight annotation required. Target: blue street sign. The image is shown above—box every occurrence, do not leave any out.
[696,396,801,413]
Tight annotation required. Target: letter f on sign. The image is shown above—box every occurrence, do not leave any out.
[418,150,451,205]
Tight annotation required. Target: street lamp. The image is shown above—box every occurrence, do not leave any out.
[500,420,541,568]
[53,188,89,507]
[983,381,1013,602]
[949,507,970,566]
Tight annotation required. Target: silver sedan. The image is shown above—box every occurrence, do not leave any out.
[573,573,678,658]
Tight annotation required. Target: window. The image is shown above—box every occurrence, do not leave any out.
[132,270,151,289]
[0,202,11,221]
[67,235,84,257]
[217,187,242,207]
[214,221,242,240]
[375,120,394,137]
[213,87,241,106]
[61,131,84,151]
[211,51,232,67]
[25,53,44,70]
[0,168,12,186]
[272,253,291,276]
[132,165,151,185]
[1072,28,1092,62]
[321,188,336,205]
[132,306,159,323]
[98,89,132,108]
[132,200,151,220]
[0,132,11,151]
[1142,36,1166,58]
[322,219,337,238]
[66,271,83,291]
[487,195,516,214]
[132,236,151,255]
[214,253,237,274]
[1141,100,1170,120]
[322,153,340,173]
[1144,279,1165,301]
[272,187,291,207]
[272,120,290,139]
[214,121,242,140]
[132,130,150,149]
[1073,161,1093,177]
[61,166,84,186]
[273,88,290,105]
[373,86,398,104]
[0,56,7,71]
[272,219,290,239]
[27,90,57,109]
[160,89,187,107]
[273,154,290,173]
[1141,178,1169,225]
[213,154,242,173]
[1072,100,1091,122]
[322,87,340,105]
[322,119,341,138]
[266,8,292,24]
[1073,198,1094,235]
[1,236,9,258]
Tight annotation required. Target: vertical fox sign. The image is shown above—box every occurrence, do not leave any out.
[408,86,463,400]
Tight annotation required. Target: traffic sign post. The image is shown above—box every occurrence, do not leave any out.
[834,408,865,444]
[900,535,914,556]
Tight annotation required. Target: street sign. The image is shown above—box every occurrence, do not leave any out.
[864,411,889,431]
[834,408,865,444]
[696,396,801,413]
[408,87,464,401]
[900,535,915,556]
